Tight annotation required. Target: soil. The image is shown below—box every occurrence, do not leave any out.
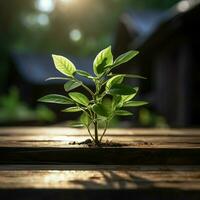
[68,139,153,147]
[69,139,129,147]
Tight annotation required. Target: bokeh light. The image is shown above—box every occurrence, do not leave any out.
[35,0,55,13]
[37,14,50,26]
[69,29,82,42]
[23,13,49,27]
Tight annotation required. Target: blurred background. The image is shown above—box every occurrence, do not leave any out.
[0,0,199,128]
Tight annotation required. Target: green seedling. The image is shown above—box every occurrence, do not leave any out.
[39,46,148,146]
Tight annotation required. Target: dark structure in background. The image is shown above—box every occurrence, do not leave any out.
[10,52,94,104]
[8,0,200,127]
[114,0,200,127]
[8,53,94,121]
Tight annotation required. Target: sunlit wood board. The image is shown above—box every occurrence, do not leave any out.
[0,127,199,148]
[0,165,199,199]
[0,127,199,164]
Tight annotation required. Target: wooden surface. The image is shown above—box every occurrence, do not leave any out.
[0,165,200,199]
[0,165,199,190]
[0,128,200,199]
[0,127,199,148]
[0,127,199,164]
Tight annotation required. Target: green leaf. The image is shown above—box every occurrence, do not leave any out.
[69,92,89,106]
[80,112,91,126]
[106,75,124,91]
[123,101,148,107]
[38,94,74,104]
[113,50,139,68]
[92,104,110,117]
[108,74,146,79]
[52,54,76,77]
[62,107,82,112]
[121,74,146,79]
[64,80,82,92]
[76,70,93,79]
[112,95,123,109]
[115,110,133,116]
[102,98,113,113]
[69,122,84,128]
[45,77,71,81]
[120,87,139,103]
[93,46,113,75]
[108,84,136,95]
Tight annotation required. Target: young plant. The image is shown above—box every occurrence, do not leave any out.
[38,46,148,146]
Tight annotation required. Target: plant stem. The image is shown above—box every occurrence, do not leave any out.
[94,118,99,146]
[81,83,94,96]
[100,121,109,142]
[86,126,95,142]
[74,78,94,97]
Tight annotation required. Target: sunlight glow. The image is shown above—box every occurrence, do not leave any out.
[60,0,74,4]
[69,29,82,42]
[35,0,55,12]
[176,0,190,12]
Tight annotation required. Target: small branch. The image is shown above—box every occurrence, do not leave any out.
[74,78,94,97]
[100,121,109,142]
[81,83,94,96]
[87,107,94,120]
[93,115,100,146]
[100,91,107,99]
[81,109,95,142]
[86,125,95,142]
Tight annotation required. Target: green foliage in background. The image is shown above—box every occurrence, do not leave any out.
[39,46,148,145]
[0,87,55,124]
[139,108,169,128]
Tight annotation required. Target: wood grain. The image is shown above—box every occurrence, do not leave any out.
[0,165,199,190]
[0,128,199,164]
[0,127,199,148]
[1,165,199,199]
[0,128,200,199]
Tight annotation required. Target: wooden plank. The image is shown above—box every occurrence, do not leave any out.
[0,147,199,165]
[0,128,199,164]
[0,165,199,200]
[0,127,199,148]
[0,135,200,148]
[0,127,200,136]
[0,165,199,190]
